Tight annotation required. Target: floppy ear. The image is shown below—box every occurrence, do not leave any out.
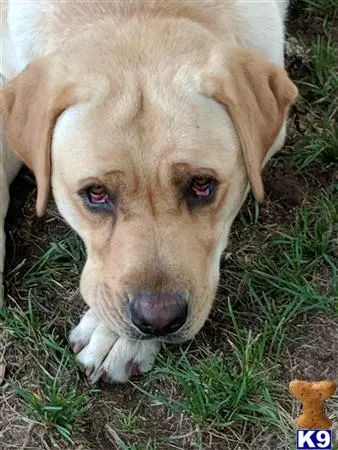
[204,49,298,202]
[0,58,78,216]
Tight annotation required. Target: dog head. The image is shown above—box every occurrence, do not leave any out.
[0,18,297,342]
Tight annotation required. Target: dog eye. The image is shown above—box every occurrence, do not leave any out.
[191,177,213,197]
[186,176,217,208]
[84,184,113,211]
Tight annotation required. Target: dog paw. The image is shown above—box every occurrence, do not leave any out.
[69,310,160,383]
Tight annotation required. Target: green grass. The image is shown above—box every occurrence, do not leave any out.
[311,38,337,99]
[295,114,338,169]
[299,37,338,106]
[290,0,337,19]
[140,303,288,432]
[293,34,337,170]
[14,360,98,444]
[1,294,67,355]
[1,295,99,444]
[119,408,140,431]
[237,188,337,316]
[7,232,85,290]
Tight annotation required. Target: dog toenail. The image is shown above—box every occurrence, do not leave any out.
[72,341,85,354]
[101,369,110,383]
[126,360,141,377]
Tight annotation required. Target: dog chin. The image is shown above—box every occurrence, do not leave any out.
[124,328,190,344]
[159,333,190,344]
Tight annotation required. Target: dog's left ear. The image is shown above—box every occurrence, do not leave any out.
[0,57,79,216]
[203,49,298,203]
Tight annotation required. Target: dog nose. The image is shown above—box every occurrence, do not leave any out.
[130,292,188,336]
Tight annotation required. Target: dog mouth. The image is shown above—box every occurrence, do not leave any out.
[122,325,188,343]
[121,323,190,344]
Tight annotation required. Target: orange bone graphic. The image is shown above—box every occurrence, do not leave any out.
[289,379,336,429]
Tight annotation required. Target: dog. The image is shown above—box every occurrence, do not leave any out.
[0,0,298,383]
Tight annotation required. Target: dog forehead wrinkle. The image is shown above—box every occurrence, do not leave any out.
[146,186,157,217]
[52,70,241,202]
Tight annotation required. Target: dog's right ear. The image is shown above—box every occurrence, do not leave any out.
[202,49,298,203]
[0,57,79,216]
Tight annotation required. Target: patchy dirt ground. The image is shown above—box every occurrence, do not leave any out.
[1,3,337,450]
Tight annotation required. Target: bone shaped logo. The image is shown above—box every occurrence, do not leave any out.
[289,379,336,429]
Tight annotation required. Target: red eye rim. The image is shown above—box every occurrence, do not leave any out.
[191,177,212,198]
[86,184,110,206]
[184,176,218,209]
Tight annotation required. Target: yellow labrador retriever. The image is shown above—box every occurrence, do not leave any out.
[0,0,298,382]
